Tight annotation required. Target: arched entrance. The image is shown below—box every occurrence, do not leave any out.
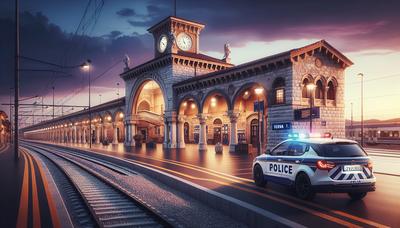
[233,84,267,153]
[202,92,230,146]
[250,118,258,146]
[178,97,199,146]
[184,122,190,143]
[132,80,165,144]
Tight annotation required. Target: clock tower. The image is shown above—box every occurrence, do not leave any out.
[147,16,205,58]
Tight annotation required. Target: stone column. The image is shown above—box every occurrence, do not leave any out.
[96,125,101,144]
[197,113,207,151]
[163,120,169,148]
[77,127,81,143]
[73,126,77,143]
[228,111,239,152]
[83,128,87,144]
[324,86,329,105]
[112,123,118,145]
[124,121,131,146]
[103,125,108,142]
[177,115,186,148]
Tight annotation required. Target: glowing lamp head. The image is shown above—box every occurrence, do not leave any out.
[255,87,264,95]
[119,113,124,118]
[107,116,111,121]
[306,83,316,91]
[183,102,187,107]
[191,103,196,109]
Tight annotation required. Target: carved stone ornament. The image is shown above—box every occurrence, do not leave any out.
[315,58,323,68]
[197,91,204,100]
[228,84,235,95]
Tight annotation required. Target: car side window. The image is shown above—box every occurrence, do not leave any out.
[271,142,291,156]
[287,142,309,156]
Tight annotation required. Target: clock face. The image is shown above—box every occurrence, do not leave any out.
[176,33,192,51]
[158,34,168,53]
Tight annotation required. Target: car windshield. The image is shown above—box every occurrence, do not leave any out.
[314,142,367,157]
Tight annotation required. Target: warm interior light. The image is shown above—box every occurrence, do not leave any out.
[211,97,217,107]
[107,116,111,121]
[191,103,196,109]
[119,113,124,118]
[244,91,249,96]
[183,102,187,107]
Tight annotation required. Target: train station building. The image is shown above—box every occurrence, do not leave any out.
[22,16,353,152]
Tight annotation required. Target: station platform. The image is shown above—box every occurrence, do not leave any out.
[0,143,65,228]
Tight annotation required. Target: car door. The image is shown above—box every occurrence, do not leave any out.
[281,141,309,182]
[263,141,291,180]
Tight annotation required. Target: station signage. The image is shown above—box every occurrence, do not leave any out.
[254,101,265,112]
[272,122,292,130]
[294,107,320,121]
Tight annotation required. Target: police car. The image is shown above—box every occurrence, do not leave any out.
[252,133,376,200]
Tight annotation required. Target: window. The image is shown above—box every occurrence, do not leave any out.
[271,141,291,156]
[272,77,285,104]
[275,88,284,104]
[287,142,309,156]
[313,143,367,157]
[315,80,324,99]
[302,78,310,98]
[327,81,335,100]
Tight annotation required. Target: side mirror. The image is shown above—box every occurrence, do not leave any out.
[265,149,271,155]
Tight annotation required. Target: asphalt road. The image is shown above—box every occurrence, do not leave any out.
[29,141,400,227]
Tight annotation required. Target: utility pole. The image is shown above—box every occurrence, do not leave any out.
[9,87,13,144]
[358,73,364,147]
[52,86,55,119]
[14,0,20,160]
[351,102,353,138]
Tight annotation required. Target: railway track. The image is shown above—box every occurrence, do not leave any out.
[21,142,172,228]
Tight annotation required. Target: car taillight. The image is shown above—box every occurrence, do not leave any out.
[365,161,373,170]
[316,160,336,170]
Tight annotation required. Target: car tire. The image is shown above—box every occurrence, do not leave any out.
[253,165,266,187]
[295,173,315,200]
[348,192,367,200]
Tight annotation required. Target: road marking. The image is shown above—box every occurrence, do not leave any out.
[129,158,360,227]
[119,153,390,228]
[16,152,29,228]
[26,150,61,228]
[24,150,41,228]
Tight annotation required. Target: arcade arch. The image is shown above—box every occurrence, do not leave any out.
[131,80,165,144]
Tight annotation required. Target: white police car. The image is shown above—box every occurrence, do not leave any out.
[253,133,376,200]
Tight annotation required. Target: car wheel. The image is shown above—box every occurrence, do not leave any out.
[295,173,315,200]
[348,192,367,200]
[253,165,266,187]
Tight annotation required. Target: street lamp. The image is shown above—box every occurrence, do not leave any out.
[81,59,92,148]
[358,73,364,147]
[255,87,264,155]
[306,83,316,133]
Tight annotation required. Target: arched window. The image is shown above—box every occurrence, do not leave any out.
[327,81,335,100]
[137,100,150,111]
[302,78,310,98]
[315,80,324,99]
[272,78,285,104]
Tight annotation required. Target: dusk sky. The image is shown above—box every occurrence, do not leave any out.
[1,0,400,125]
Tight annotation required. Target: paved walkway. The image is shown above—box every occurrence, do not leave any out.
[0,143,61,228]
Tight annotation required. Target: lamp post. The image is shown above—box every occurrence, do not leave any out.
[82,60,92,148]
[306,83,316,133]
[255,87,264,155]
[116,82,120,99]
[358,73,364,147]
